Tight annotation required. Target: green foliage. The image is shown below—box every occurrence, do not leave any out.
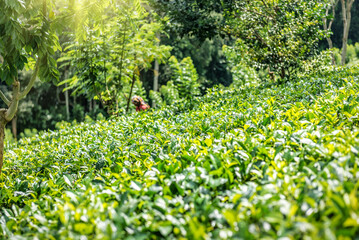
[19,129,38,139]
[149,0,224,40]
[169,56,200,99]
[4,129,15,147]
[298,49,333,78]
[332,47,342,64]
[346,44,357,63]
[161,35,233,88]
[224,0,328,80]
[223,43,260,88]
[3,128,36,149]
[159,81,180,105]
[2,66,359,238]
[150,56,200,107]
[149,89,164,106]
[324,1,359,49]
[151,0,328,81]
[329,44,359,66]
[355,42,359,58]
[343,42,359,67]
[0,0,60,85]
[59,0,172,114]
[150,80,179,107]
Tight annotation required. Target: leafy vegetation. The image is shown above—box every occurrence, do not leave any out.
[0,0,60,174]
[223,43,261,88]
[152,0,329,80]
[1,0,359,238]
[1,66,359,239]
[2,0,359,140]
[150,56,200,107]
[58,0,172,115]
[331,42,359,66]
[225,0,329,80]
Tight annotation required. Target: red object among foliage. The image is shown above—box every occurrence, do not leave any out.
[132,95,150,112]
[136,104,150,112]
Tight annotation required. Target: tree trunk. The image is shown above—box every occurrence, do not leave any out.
[126,70,136,113]
[12,115,17,141]
[0,60,40,175]
[323,0,339,65]
[126,54,137,114]
[341,0,355,66]
[89,98,93,112]
[153,59,159,108]
[0,110,8,175]
[327,38,336,65]
[280,67,286,79]
[115,98,119,114]
[152,33,160,108]
[65,87,70,120]
[64,70,70,121]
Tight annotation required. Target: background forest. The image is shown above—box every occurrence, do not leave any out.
[1,0,358,142]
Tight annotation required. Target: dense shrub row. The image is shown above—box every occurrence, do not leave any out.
[1,67,359,239]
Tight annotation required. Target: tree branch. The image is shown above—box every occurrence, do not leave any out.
[328,0,339,30]
[349,0,355,9]
[5,79,20,122]
[0,90,10,107]
[19,59,40,100]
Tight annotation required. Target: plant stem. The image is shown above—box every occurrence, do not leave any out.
[126,66,137,113]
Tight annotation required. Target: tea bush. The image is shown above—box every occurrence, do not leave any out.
[346,45,357,64]
[1,66,359,239]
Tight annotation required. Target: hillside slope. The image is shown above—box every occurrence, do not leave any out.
[1,67,359,239]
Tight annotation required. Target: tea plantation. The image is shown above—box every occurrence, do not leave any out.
[2,67,359,239]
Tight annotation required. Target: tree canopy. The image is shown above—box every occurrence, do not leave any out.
[151,0,329,80]
[0,0,60,173]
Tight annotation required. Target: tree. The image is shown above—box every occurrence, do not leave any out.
[160,35,233,89]
[149,0,225,40]
[153,33,160,108]
[323,0,340,65]
[149,56,200,106]
[224,1,328,80]
[0,0,59,174]
[168,56,200,99]
[150,0,233,88]
[151,0,328,81]
[223,43,260,88]
[340,0,355,65]
[60,0,171,115]
[322,0,359,49]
